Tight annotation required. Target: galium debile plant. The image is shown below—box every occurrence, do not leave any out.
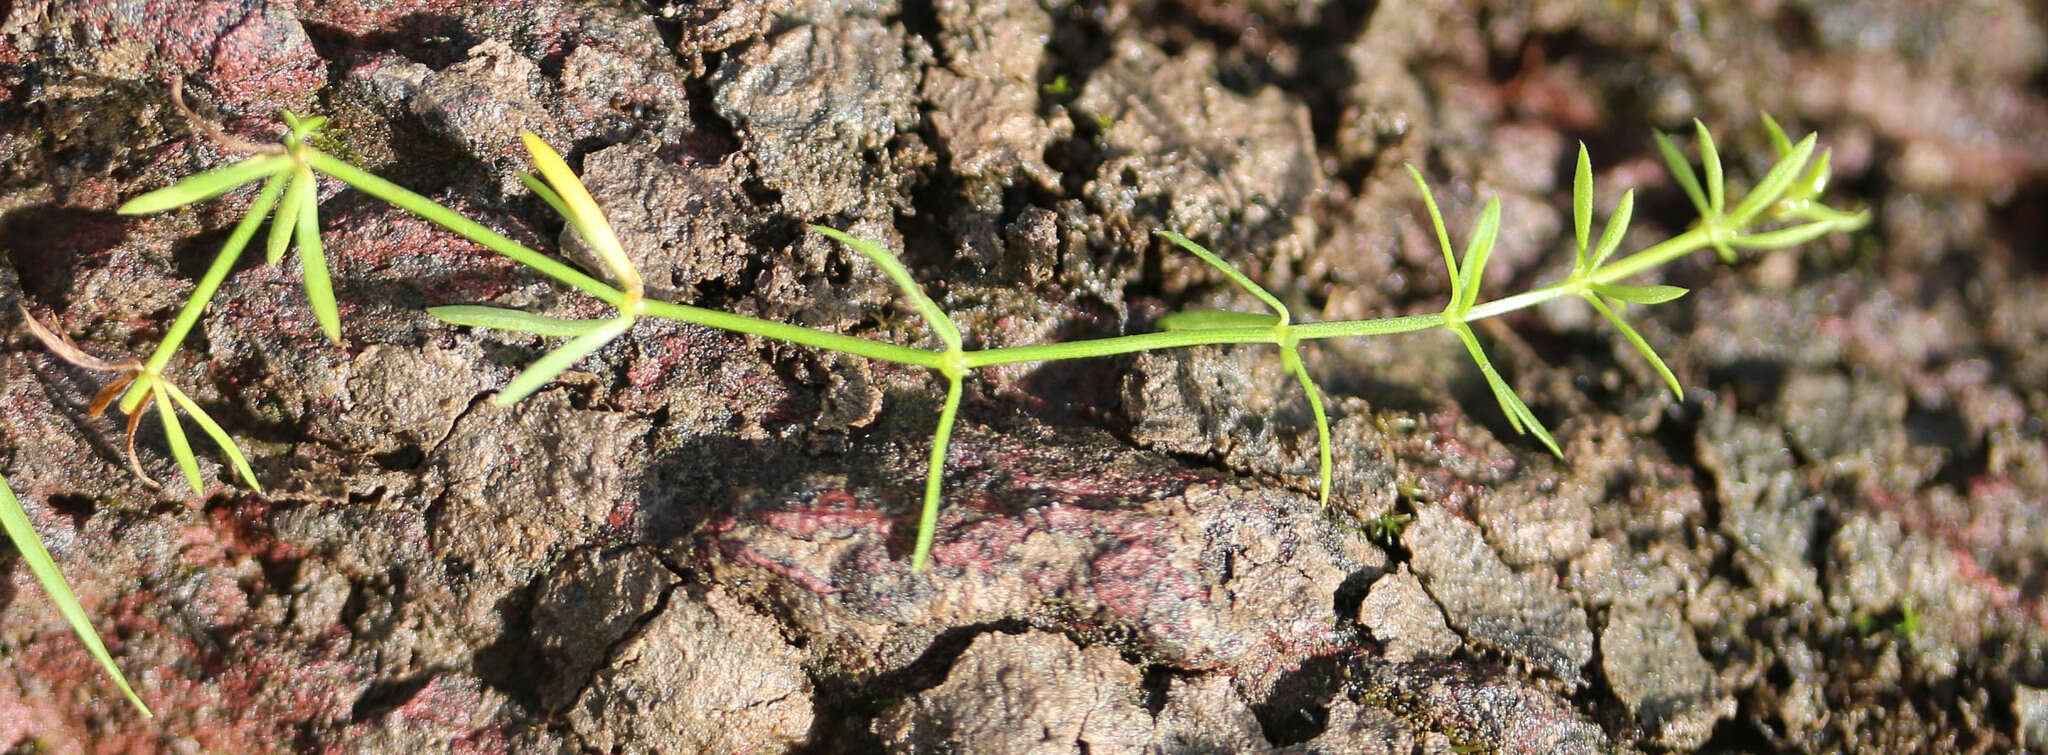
[98,115,1866,575]
[416,120,1861,569]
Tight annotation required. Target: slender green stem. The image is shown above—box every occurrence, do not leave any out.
[1291,313,1446,341]
[911,374,965,570]
[636,300,945,368]
[305,151,626,307]
[1585,225,1713,285]
[142,172,289,374]
[1457,224,1714,322]
[1460,282,1575,322]
[961,327,1280,367]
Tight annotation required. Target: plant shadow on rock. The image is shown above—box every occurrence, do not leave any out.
[0,205,131,309]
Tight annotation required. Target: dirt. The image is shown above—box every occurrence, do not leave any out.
[2,0,2045,752]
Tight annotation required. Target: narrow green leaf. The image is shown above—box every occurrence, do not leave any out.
[1155,230,1290,324]
[911,374,965,571]
[160,381,261,492]
[1589,189,1636,270]
[1158,310,1284,331]
[1725,133,1817,227]
[1586,294,1684,400]
[0,474,152,717]
[519,170,612,281]
[429,305,611,337]
[1457,197,1502,312]
[292,162,341,343]
[1280,347,1332,506]
[1406,165,1460,289]
[1783,203,1870,229]
[1572,142,1593,268]
[1588,282,1689,305]
[1761,113,1794,158]
[1448,323,1560,456]
[810,226,964,351]
[266,162,307,264]
[1729,219,1842,250]
[116,154,292,215]
[1695,120,1724,214]
[154,389,205,495]
[285,113,328,142]
[1794,148,1833,199]
[1653,131,1711,218]
[494,315,635,406]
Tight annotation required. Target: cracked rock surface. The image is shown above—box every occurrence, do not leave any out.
[2,0,2045,751]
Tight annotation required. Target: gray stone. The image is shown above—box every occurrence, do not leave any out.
[570,587,814,752]
[570,142,752,300]
[873,631,1153,753]
[410,39,557,196]
[1598,602,1734,749]
[1359,565,1458,662]
[712,17,921,218]
[1151,675,1269,753]
[531,547,679,710]
[2018,684,2048,751]
[1697,406,1822,607]
[1405,506,1592,686]
[1283,698,1416,754]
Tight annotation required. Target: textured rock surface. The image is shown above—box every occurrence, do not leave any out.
[1358,565,1458,663]
[872,631,1154,752]
[0,0,2043,751]
[1406,505,1594,687]
[568,586,815,752]
[1600,602,1735,749]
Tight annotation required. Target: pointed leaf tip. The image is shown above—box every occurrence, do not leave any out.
[1572,142,1593,265]
[116,154,292,215]
[812,226,964,351]
[494,315,636,406]
[1589,189,1635,271]
[1406,164,1459,285]
[1457,197,1502,312]
[521,132,638,292]
[1761,113,1794,158]
[1586,294,1684,401]
[1589,282,1689,305]
[1155,230,1289,324]
[161,381,262,492]
[154,390,205,496]
[1449,323,1560,457]
[1695,119,1724,214]
[0,474,154,716]
[1653,130,1710,219]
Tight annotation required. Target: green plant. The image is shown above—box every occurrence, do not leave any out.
[20,98,345,496]
[87,114,1865,577]
[0,472,151,716]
